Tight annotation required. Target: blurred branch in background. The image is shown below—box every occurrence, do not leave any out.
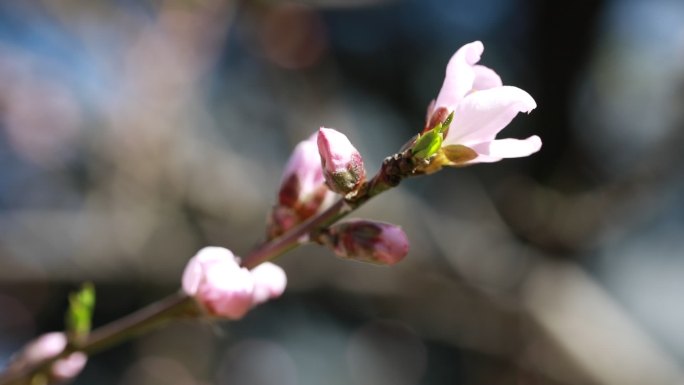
[523,261,684,385]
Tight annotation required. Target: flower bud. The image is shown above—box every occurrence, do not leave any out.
[8,332,87,383]
[317,127,366,195]
[182,247,286,319]
[51,351,88,383]
[324,219,409,265]
[269,134,334,238]
[278,134,326,208]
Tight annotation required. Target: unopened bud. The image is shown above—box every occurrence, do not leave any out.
[269,134,335,238]
[182,247,287,319]
[278,134,326,207]
[317,127,366,195]
[8,332,87,383]
[324,219,409,265]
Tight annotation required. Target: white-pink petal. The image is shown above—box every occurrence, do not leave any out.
[317,127,358,172]
[280,134,324,197]
[467,135,542,163]
[51,352,87,381]
[181,246,235,296]
[472,65,502,91]
[24,333,66,362]
[444,85,537,146]
[434,41,484,111]
[250,262,287,304]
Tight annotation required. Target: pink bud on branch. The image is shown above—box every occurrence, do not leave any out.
[317,128,366,195]
[7,332,87,383]
[182,247,286,319]
[278,134,328,208]
[322,219,409,265]
[269,133,335,238]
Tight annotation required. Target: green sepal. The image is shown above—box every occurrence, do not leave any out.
[412,131,443,159]
[66,282,96,342]
[442,144,478,165]
[434,111,454,134]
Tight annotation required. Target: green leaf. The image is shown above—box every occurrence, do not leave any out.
[412,131,443,159]
[66,282,96,342]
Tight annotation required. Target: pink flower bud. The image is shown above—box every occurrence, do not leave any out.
[278,134,326,208]
[269,134,335,238]
[51,352,87,382]
[11,332,87,382]
[317,127,366,195]
[182,247,287,319]
[325,220,409,265]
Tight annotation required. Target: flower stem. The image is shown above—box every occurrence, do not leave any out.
[241,199,347,268]
[79,292,196,355]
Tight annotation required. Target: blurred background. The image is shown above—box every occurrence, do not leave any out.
[1,0,684,384]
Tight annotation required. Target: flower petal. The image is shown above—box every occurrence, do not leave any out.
[472,65,502,90]
[279,133,324,203]
[251,262,287,304]
[182,247,236,296]
[434,41,484,111]
[444,86,536,146]
[467,135,542,163]
[52,352,87,381]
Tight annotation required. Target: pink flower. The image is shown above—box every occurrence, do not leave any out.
[182,247,286,319]
[325,219,409,265]
[269,134,335,238]
[317,127,366,194]
[12,332,87,382]
[428,41,541,164]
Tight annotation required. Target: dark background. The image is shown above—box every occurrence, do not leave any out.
[2,0,684,384]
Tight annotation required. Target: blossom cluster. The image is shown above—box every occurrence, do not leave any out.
[3,40,541,385]
[183,40,540,320]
